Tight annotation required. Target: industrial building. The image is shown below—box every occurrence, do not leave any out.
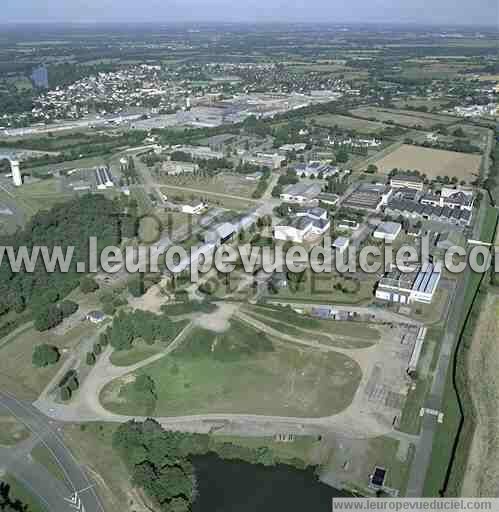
[375,263,442,304]
[173,145,224,161]
[10,160,22,187]
[390,174,424,192]
[95,167,114,189]
[337,219,360,231]
[342,183,393,212]
[373,222,402,243]
[31,65,49,89]
[385,199,472,227]
[162,161,199,175]
[204,222,236,245]
[274,208,330,243]
[280,183,322,204]
[294,162,339,179]
[332,237,350,254]
[242,152,286,170]
[181,200,206,215]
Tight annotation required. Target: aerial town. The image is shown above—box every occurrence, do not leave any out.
[0,12,498,512]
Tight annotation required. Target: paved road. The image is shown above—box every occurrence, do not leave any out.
[0,436,73,512]
[0,390,104,512]
[405,198,488,497]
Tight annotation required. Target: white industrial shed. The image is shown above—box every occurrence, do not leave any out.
[373,222,402,243]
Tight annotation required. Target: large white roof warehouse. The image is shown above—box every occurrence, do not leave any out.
[376,263,442,305]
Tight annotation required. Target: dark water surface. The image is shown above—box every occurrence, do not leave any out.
[192,453,351,512]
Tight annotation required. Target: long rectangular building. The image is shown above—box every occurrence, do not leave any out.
[376,263,442,304]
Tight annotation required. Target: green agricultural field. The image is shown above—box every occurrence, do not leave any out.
[101,320,362,418]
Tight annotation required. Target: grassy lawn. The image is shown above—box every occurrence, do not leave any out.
[2,475,46,512]
[247,305,379,340]
[101,320,362,418]
[0,321,99,400]
[211,434,320,467]
[30,445,69,485]
[310,114,389,135]
[160,185,256,210]
[265,271,375,305]
[479,204,498,242]
[110,341,163,367]
[243,305,379,348]
[366,437,416,495]
[0,414,30,446]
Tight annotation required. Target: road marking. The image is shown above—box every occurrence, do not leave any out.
[65,492,86,511]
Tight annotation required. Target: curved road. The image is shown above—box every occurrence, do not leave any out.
[0,390,104,512]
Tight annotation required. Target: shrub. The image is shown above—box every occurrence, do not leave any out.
[32,344,60,368]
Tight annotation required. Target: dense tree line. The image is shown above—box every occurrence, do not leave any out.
[107,310,182,351]
[0,195,121,320]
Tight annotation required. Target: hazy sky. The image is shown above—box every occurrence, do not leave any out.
[1,0,498,26]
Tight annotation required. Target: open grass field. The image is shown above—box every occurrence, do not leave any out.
[212,434,321,467]
[372,144,481,182]
[350,107,458,129]
[31,444,69,485]
[0,413,30,446]
[243,304,380,348]
[320,435,415,496]
[160,185,256,211]
[0,321,99,400]
[1,179,74,220]
[461,294,499,496]
[159,172,258,199]
[101,320,362,418]
[392,97,451,112]
[311,114,389,135]
[264,270,376,305]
